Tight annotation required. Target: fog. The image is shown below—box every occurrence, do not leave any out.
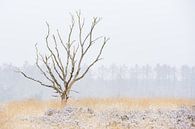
[0,0,194,101]
[0,0,195,66]
[0,64,194,102]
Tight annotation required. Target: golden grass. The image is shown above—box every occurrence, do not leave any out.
[1,99,61,118]
[68,98,195,110]
[0,99,62,129]
[0,98,194,129]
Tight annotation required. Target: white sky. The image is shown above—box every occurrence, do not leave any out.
[0,0,194,66]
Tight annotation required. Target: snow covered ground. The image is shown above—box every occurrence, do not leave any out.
[22,106,195,129]
[1,99,195,129]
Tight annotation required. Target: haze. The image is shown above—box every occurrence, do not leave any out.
[0,0,194,66]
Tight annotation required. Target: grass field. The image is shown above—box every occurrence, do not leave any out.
[0,98,195,129]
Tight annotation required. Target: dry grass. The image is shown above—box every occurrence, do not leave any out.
[68,98,195,110]
[0,98,194,129]
[0,99,62,129]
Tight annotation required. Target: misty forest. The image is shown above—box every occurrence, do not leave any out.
[0,63,194,102]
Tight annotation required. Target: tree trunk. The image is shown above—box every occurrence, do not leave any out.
[60,93,68,108]
[60,82,75,107]
[61,99,67,108]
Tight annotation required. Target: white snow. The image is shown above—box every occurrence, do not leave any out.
[22,106,195,129]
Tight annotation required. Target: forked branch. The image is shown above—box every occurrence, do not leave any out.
[19,12,109,103]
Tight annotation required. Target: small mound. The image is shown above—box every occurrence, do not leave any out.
[23,106,195,129]
[25,106,96,128]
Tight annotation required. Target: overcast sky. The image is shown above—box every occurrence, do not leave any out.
[0,0,194,67]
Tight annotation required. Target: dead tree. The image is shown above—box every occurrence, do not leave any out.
[19,12,109,104]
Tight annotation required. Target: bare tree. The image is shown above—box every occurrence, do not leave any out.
[19,12,109,104]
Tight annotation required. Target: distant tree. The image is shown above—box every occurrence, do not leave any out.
[191,66,195,86]
[18,12,109,105]
[109,64,118,81]
[119,65,128,80]
[129,64,140,86]
[154,64,163,85]
[180,65,191,86]
[141,64,152,86]
[97,65,107,81]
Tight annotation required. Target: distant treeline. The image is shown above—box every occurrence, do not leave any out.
[0,63,194,101]
[92,64,195,87]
